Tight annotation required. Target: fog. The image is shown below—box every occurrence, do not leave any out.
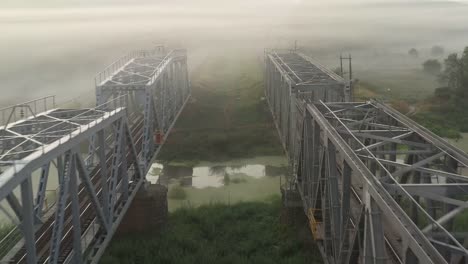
[1,0,468,106]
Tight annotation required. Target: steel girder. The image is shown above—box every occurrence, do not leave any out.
[265,50,468,263]
[95,47,191,170]
[264,50,348,191]
[264,50,348,156]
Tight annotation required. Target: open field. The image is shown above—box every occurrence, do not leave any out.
[357,68,438,103]
[159,54,283,163]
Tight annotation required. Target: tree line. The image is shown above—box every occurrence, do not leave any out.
[436,47,468,104]
[412,46,468,139]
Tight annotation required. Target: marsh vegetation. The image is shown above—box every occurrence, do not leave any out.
[102,198,322,264]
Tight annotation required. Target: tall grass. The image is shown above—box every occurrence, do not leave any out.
[102,199,322,264]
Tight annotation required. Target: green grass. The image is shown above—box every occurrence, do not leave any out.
[159,55,283,163]
[412,101,468,139]
[101,199,322,264]
[357,68,438,103]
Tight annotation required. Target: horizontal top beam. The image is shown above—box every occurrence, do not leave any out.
[0,107,126,202]
[266,50,344,87]
[96,48,187,88]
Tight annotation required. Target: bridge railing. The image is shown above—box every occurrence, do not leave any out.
[146,49,187,86]
[94,51,140,87]
[0,96,56,128]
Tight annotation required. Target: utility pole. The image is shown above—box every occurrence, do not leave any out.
[340,54,344,77]
[339,54,354,101]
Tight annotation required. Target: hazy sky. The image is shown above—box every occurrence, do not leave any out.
[1,0,467,8]
[1,0,468,106]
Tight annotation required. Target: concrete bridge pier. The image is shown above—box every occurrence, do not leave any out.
[117,183,169,235]
[280,186,305,226]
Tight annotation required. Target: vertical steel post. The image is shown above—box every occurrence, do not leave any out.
[21,177,37,264]
[49,151,73,264]
[70,153,82,264]
[98,130,110,224]
[35,162,51,218]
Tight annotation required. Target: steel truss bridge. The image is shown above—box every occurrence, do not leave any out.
[265,50,468,264]
[0,46,190,263]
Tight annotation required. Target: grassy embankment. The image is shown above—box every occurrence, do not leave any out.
[159,54,283,163]
[356,68,438,104]
[101,198,322,264]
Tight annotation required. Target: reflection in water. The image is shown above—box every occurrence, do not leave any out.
[147,162,287,189]
[209,166,227,176]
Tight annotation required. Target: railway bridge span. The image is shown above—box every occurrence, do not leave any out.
[0,46,190,263]
[265,49,468,264]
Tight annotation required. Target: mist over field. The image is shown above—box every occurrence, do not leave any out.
[2,2,468,262]
[1,0,468,106]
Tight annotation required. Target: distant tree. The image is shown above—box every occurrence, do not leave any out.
[431,45,445,56]
[439,53,461,89]
[438,47,468,101]
[458,47,468,98]
[408,48,419,58]
[434,87,451,99]
[422,59,442,75]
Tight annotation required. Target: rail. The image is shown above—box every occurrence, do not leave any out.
[0,188,58,262]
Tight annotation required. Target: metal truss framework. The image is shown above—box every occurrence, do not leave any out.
[265,51,468,263]
[95,47,190,168]
[0,46,190,264]
[264,49,348,163]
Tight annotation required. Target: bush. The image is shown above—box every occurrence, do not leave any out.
[408,48,419,58]
[434,87,451,99]
[223,174,230,185]
[422,59,442,75]
[168,186,188,200]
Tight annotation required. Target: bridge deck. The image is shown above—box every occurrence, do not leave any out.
[0,108,106,171]
[103,56,165,86]
[270,52,343,86]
